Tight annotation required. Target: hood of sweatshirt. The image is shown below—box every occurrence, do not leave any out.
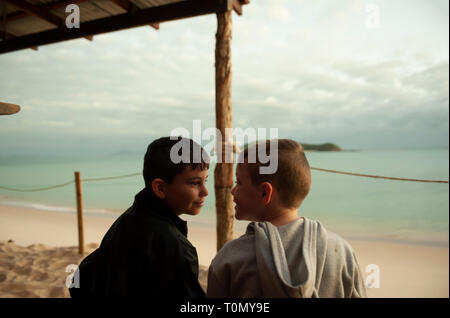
[249,217,329,298]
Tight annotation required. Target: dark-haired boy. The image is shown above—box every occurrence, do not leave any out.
[207,139,366,298]
[69,137,209,298]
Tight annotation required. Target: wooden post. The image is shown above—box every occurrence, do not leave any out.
[74,171,84,254]
[215,9,234,252]
[0,102,20,115]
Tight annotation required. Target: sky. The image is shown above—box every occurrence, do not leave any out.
[0,0,449,155]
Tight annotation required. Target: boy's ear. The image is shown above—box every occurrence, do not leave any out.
[260,182,273,206]
[151,178,166,199]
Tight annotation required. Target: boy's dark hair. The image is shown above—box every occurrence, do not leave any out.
[143,136,210,187]
[240,139,311,209]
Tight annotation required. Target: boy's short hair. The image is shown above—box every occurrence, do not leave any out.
[240,139,311,209]
[143,136,209,187]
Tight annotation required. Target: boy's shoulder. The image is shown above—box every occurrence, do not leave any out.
[319,224,354,252]
[296,217,356,255]
[109,205,191,250]
[306,219,357,262]
[211,228,255,268]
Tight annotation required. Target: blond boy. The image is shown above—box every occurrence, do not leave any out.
[207,139,367,298]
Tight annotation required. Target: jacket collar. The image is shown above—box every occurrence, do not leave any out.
[133,187,188,237]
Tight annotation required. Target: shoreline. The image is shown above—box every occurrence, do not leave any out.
[0,204,448,297]
[1,200,447,248]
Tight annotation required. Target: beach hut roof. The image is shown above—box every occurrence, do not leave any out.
[1,0,246,251]
[0,0,249,54]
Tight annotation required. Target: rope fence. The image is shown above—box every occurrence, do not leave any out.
[0,168,447,254]
[310,167,449,184]
[0,172,142,192]
[0,180,74,192]
[83,172,141,182]
[0,168,448,193]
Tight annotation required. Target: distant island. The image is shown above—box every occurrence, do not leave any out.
[241,141,343,152]
[300,142,342,151]
[113,141,343,156]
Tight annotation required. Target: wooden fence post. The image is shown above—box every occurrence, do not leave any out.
[215,9,234,252]
[74,171,84,254]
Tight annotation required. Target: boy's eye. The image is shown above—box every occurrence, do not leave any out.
[190,178,207,186]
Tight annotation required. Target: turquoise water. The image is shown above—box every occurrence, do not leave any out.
[0,149,448,246]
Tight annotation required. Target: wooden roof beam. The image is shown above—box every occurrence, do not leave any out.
[232,0,242,15]
[1,29,39,51]
[2,0,92,41]
[2,0,90,23]
[0,102,21,115]
[232,0,250,16]
[4,0,62,26]
[109,0,132,12]
[0,29,15,40]
[0,0,230,54]
[109,0,160,30]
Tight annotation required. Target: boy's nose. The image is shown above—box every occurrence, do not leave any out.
[231,185,236,196]
[200,184,208,197]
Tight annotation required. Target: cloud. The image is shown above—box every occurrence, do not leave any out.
[0,0,448,154]
[231,57,449,148]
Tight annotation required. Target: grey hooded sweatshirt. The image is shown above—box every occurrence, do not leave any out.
[207,217,367,298]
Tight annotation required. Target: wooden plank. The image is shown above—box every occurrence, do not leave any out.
[215,9,234,251]
[232,0,242,15]
[0,102,21,115]
[232,0,250,15]
[1,30,42,51]
[109,0,132,11]
[4,0,62,26]
[0,0,229,54]
[0,30,16,40]
[109,0,160,30]
[3,0,90,23]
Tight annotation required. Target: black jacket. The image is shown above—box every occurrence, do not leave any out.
[69,187,205,299]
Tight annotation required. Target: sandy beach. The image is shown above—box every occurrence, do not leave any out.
[0,204,448,298]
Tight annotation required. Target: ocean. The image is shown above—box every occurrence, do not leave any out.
[0,149,448,247]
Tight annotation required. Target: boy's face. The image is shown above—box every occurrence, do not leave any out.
[231,164,263,221]
[163,165,209,216]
